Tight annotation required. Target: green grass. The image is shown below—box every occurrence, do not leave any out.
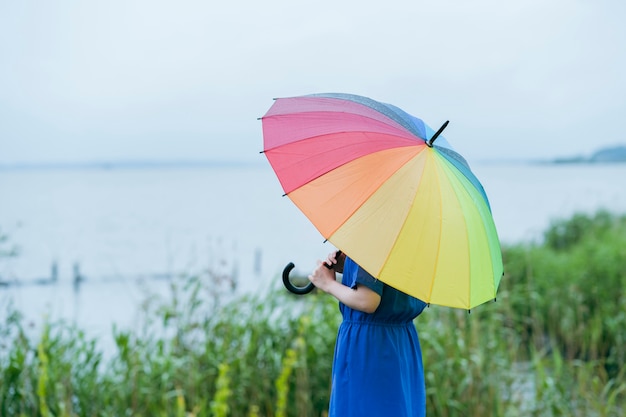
[1,210,625,416]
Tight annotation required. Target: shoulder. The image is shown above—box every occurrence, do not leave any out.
[346,258,383,296]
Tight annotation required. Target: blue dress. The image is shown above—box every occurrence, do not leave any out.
[329,257,428,417]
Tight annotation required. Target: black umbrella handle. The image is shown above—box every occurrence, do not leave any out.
[282,251,343,295]
[282,262,315,295]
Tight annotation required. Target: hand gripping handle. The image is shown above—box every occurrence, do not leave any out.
[281,251,342,295]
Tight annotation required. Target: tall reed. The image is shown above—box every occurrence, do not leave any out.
[0,210,624,416]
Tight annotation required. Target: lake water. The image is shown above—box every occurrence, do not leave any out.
[1,161,626,343]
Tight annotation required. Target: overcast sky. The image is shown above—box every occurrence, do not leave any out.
[1,0,625,165]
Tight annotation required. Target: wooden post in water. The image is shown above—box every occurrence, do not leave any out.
[73,262,84,291]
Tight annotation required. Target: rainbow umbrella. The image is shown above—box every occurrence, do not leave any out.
[261,93,503,310]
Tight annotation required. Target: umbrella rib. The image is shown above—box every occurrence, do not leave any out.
[449,158,474,310]
[465,196,472,311]
[446,156,474,310]
[427,152,442,305]
[380,150,437,303]
[262,110,425,153]
[265,131,415,154]
[272,138,424,197]
[304,93,426,138]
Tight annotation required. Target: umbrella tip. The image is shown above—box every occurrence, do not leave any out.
[427,120,450,147]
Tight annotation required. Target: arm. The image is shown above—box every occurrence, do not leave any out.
[308,260,381,314]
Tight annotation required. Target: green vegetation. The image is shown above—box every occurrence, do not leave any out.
[1,210,625,416]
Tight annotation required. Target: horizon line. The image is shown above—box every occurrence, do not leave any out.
[0,158,265,171]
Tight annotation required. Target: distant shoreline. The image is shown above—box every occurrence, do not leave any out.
[477,144,626,165]
[548,145,626,164]
[0,159,265,172]
[2,145,625,172]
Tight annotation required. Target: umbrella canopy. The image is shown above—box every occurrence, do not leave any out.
[261,93,503,310]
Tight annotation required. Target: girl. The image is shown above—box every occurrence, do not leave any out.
[308,251,427,417]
